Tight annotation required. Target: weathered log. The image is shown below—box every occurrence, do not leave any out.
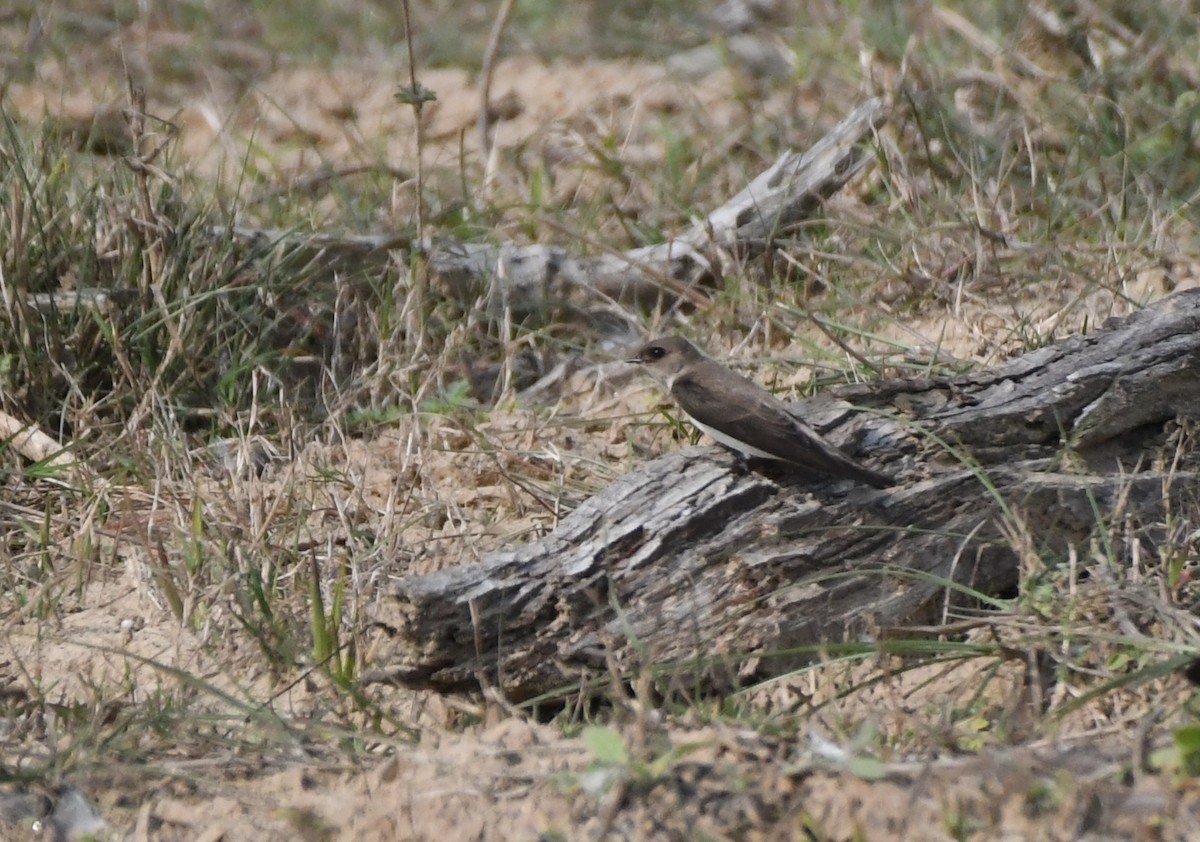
[362,289,1200,699]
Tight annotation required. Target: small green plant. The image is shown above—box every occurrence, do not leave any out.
[1151,725,1200,780]
[419,379,475,415]
[575,725,707,796]
[309,555,357,687]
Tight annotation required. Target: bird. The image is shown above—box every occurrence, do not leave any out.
[627,336,893,488]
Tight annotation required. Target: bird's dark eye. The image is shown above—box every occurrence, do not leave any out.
[648,346,666,359]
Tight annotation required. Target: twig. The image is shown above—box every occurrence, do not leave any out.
[478,0,519,170]
[0,410,77,468]
[397,0,435,357]
[399,0,426,242]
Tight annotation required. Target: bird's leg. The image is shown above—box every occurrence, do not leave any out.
[718,445,752,475]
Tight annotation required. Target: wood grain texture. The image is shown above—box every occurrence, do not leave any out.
[362,290,1200,699]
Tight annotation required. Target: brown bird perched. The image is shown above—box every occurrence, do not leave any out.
[628,336,893,488]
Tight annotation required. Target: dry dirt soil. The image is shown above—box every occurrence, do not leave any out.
[4,3,1200,841]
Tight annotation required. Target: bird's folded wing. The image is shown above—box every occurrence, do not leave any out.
[672,376,813,456]
[672,374,878,477]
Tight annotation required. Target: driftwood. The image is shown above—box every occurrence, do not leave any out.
[426,96,890,315]
[214,98,890,319]
[362,290,1200,699]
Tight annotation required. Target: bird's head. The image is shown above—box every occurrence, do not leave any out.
[627,337,704,381]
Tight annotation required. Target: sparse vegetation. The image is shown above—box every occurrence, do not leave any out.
[3,0,1200,839]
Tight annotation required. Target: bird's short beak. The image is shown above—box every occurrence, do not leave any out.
[626,357,642,364]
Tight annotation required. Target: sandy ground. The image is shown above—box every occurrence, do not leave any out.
[5,5,1200,841]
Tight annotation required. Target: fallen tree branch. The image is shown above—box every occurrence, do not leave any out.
[425,96,891,314]
[212,97,891,319]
